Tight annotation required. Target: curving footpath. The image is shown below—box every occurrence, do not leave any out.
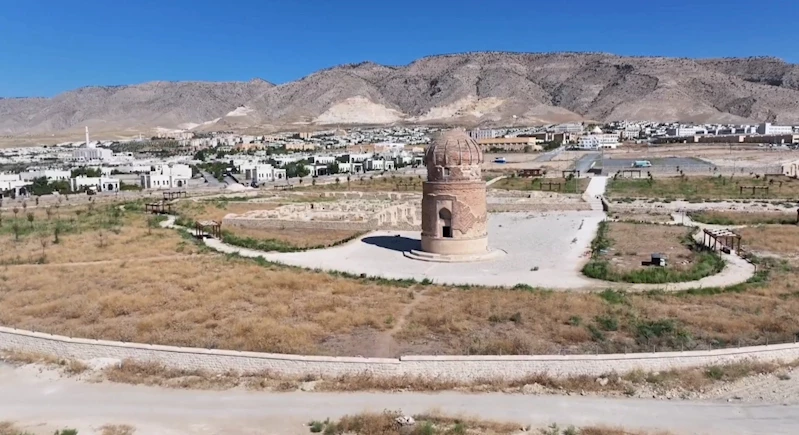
[0,362,797,435]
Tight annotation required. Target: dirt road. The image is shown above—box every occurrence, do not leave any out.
[1,364,798,435]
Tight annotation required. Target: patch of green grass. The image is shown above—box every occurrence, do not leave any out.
[606,175,799,200]
[690,211,798,225]
[589,220,612,254]
[598,289,628,305]
[595,314,619,331]
[583,250,725,284]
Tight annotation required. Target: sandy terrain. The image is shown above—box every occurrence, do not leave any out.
[1,362,798,435]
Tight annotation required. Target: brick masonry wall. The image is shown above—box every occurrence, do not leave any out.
[3,326,799,381]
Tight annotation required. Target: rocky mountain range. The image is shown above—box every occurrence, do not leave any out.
[3,52,799,136]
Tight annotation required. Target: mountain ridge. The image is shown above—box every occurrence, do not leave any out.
[2,52,799,136]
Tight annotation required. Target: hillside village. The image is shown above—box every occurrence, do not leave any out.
[1,120,798,197]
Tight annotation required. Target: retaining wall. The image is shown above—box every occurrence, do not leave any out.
[3,326,799,381]
[488,203,591,212]
[223,217,420,232]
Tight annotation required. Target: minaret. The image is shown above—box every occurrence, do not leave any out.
[85,126,95,148]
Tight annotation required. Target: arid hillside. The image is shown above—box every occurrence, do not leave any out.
[3,52,799,135]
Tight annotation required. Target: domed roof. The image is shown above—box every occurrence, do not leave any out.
[424,129,483,182]
[425,129,483,168]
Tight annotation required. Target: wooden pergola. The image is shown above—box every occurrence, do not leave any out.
[703,228,742,253]
[739,185,769,196]
[519,168,546,178]
[619,169,643,178]
[144,201,173,214]
[163,191,188,201]
[195,220,222,239]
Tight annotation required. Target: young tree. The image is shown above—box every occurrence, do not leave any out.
[12,206,19,219]
[11,222,20,242]
[22,200,27,212]
[39,234,49,260]
[26,212,35,228]
[53,221,62,244]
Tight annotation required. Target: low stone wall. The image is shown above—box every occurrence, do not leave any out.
[488,203,591,212]
[223,217,377,232]
[3,326,799,381]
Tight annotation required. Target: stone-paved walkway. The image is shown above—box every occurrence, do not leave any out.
[161,208,756,292]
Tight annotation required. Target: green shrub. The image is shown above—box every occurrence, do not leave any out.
[598,289,627,305]
[595,314,619,331]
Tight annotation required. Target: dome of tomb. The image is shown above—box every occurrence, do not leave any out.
[424,128,483,182]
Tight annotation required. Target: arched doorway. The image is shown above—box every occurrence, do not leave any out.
[439,208,452,238]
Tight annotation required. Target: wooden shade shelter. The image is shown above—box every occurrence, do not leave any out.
[519,168,545,178]
[195,220,222,239]
[144,201,173,214]
[703,228,742,253]
[739,185,769,196]
[163,191,188,201]
[619,169,643,178]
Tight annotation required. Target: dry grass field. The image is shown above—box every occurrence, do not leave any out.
[0,203,197,265]
[603,223,694,272]
[490,176,588,193]
[738,225,799,258]
[0,255,409,355]
[612,211,675,223]
[224,226,362,249]
[689,210,798,225]
[1,201,799,358]
[0,234,798,356]
[607,175,799,200]
[174,199,362,249]
[308,410,523,435]
[307,411,672,435]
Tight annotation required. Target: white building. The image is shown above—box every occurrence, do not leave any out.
[757,123,793,135]
[552,123,584,134]
[70,176,120,192]
[577,134,620,150]
[468,129,500,140]
[310,155,336,165]
[72,133,113,162]
[241,163,286,184]
[0,173,30,196]
[666,126,697,137]
[374,142,406,153]
[140,163,192,190]
[19,169,71,182]
[365,159,395,171]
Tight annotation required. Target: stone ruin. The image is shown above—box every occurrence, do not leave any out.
[222,199,422,232]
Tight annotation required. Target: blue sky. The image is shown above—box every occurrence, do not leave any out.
[1,0,797,97]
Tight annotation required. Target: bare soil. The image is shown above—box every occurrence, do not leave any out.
[603,223,694,272]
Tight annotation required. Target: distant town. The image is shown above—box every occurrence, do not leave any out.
[1,120,798,198]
